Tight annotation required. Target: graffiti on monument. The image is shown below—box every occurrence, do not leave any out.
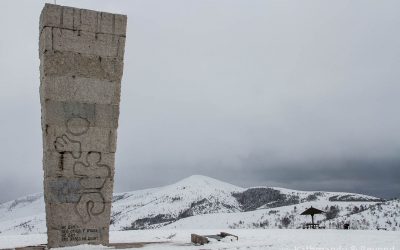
[54,134,82,159]
[54,117,110,223]
[74,152,110,223]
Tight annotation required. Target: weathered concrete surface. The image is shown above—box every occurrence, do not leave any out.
[39,4,126,248]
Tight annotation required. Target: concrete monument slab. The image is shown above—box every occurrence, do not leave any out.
[39,4,126,248]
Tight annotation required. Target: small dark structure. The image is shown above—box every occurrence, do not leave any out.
[191,232,238,245]
[191,234,209,245]
[344,223,350,230]
[301,206,325,229]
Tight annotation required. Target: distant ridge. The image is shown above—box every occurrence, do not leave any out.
[0,175,397,235]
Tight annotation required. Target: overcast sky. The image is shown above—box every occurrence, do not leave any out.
[0,0,399,203]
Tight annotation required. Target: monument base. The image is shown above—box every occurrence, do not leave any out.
[14,241,170,249]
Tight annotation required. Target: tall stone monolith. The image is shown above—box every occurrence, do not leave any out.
[39,4,126,248]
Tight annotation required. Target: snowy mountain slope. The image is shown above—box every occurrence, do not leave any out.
[110,175,244,230]
[110,176,381,230]
[0,175,393,235]
[0,193,43,222]
[164,200,392,230]
[328,199,400,230]
[0,193,46,235]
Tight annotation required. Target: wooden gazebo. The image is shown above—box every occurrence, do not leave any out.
[300,206,325,229]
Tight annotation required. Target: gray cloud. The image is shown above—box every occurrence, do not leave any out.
[1,0,400,202]
[247,156,400,198]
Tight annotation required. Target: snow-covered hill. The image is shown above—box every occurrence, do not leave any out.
[328,199,400,231]
[0,175,396,235]
[111,175,244,230]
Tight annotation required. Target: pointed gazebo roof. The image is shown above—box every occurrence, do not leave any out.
[300,206,325,216]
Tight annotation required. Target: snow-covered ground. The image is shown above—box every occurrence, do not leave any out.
[0,176,398,249]
[0,229,398,250]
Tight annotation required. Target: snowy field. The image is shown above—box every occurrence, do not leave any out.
[0,229,399,250]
